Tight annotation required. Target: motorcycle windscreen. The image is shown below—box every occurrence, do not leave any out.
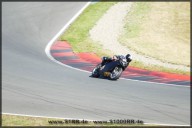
[100,61,118,73]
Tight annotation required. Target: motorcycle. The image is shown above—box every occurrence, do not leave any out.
[91,56,128,80]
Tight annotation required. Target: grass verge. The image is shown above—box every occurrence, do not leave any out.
[2,114,154,126]
[119,2,190,67]
[59,2,190,75]
[60,1,117,57]
[132,60,189,75]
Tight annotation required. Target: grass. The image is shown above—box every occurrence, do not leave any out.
[2,114,154,126]
[59,2,190,75]
[59,1,117,57]
[121,2,151,39]
[132,60,189,75]
[2,2,189,127]
[2,114,52,126]
[119,2,190,67]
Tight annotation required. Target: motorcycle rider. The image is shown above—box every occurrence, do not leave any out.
[101,54,132,67]
[91,54,132,79]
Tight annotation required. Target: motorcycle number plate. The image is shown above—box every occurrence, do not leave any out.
[104,72,110,77]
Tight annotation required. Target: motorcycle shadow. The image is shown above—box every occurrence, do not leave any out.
[89,75,117,81]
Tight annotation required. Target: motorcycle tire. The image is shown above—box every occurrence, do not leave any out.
[109,67,123,80]
[91,64,101,77]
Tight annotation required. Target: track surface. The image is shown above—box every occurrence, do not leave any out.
[2,2,190,125]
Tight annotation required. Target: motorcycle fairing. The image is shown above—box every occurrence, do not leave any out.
[100,61,118,73]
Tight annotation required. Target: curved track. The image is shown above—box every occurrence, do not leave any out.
[2,2,190,125]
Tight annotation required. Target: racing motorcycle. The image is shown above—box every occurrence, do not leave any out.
[91,56,128,80]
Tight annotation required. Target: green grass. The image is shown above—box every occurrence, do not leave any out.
[2,114,154,126]
[59,2,190,75]
[60,1,117,57]
[119,2,190,67]
[122,2,151,38]
[131,60,189,75]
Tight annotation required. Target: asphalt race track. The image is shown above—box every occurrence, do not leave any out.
[2,2,190,125]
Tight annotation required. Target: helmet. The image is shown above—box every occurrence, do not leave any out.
[126,54,132,62]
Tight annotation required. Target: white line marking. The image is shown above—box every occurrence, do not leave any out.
[2,1,190,127]
[45,0,190,88]
[3,113,190,126]
[2,113,94,121]
[44,1,190,88]
[120,77,190,87]
[39,1,189,126]
[45,1,91,67]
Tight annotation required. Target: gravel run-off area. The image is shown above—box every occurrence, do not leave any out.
[89,2,190,72]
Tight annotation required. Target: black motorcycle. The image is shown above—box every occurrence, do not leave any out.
[91,56,128,80]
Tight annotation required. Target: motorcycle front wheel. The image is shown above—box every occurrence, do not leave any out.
[91,64,101,77]
[109,67,123,80]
